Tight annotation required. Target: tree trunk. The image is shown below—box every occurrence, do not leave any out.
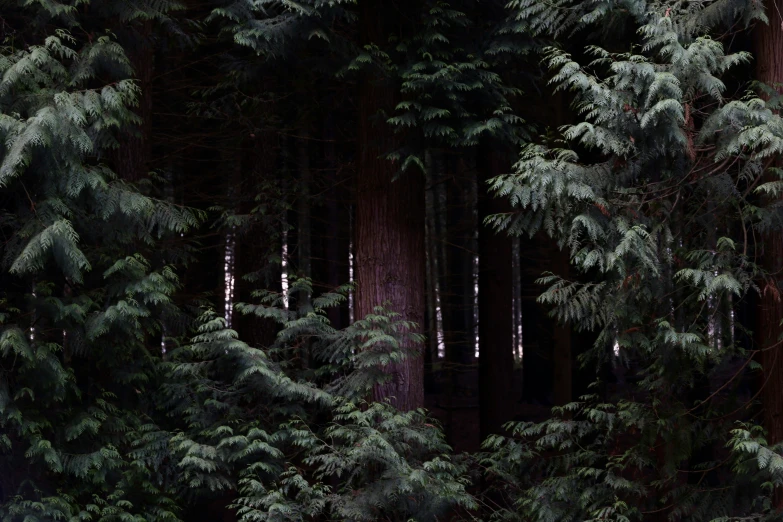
[236,131,281,349]
[445,154,473,378]
[478,143,515,439]
[424,155,440,394]
[755,0,783,457]
[355,0,425,411]
[521,234,553,405]
[755,3,783,508]
[512,236,522,360]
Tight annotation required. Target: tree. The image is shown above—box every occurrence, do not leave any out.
[481,1,783,520]
[353,0,426,411]
[0,1,197,519]
[754,0,783,484]
[20,1,783,521]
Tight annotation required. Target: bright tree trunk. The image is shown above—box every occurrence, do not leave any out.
[355,0,425,411]
[424,154,440,393]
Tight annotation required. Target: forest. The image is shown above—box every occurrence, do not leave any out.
[6,0,783,520]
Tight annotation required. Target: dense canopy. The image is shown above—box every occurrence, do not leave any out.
[4,0,783,521]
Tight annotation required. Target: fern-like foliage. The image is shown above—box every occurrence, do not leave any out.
[480,2,783,521]
[231,400,475,522]
[0,1,196,520]
[161,283,474,521]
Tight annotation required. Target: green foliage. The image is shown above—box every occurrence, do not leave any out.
[0,1,194,520]
[481,1,783,521]
[388,1,524,160]
[2,1,478,519]
[11,0,783,521]
[232,400,474,521]
[163,290,472,521]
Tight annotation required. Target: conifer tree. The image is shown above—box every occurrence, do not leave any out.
[754,0,783,483]
[211,0,523,412]
[353,0,427,411]
[481,1,783,520]
[0,1,197,519]
[20,1,783,521]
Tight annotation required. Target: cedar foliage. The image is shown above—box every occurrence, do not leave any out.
[0,1,196,520]
[481,1,783,521]
[5,0,783,521]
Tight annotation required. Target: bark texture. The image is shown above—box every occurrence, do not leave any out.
[755,1,783,455]
[355,0,425,411]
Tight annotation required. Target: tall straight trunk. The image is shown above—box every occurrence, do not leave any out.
[223,148,241,328]
[436,151,470,443]
[548,87,573,407]
[424,156,440,393]
[280,135,294,310]
[425,150,447,360]
[355,0,425,411]
[424,218,437,392]
[435,163,450,313]
[348,205,355,324]
[447,154,477,444]
[467,167,480,359]
[512,236,522,360]
[755,4,783,503]
[478,143,514,439]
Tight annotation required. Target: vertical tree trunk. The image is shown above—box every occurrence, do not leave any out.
[354,134,426,410]
[424,156,440,394]
[755,1,783,474]
[466,166,480,361]
[355,0,425,411]
[512,236,522,360]
[437,152,471,444]
[478,143,514,439]
[222,148,240,328]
